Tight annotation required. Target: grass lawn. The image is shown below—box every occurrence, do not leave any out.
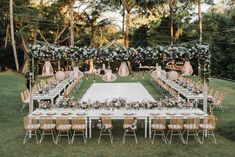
[0,71,235,157]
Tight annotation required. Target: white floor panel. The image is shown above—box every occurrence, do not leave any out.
[81,83,155,102]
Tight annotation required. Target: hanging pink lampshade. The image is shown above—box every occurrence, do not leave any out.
[156,66,162,78]
[55,71,65,81]
[42,61,54,77]
[168,71,179,80]
[182,61,193,76]
[73,67,84,79]
[118,62,129,77]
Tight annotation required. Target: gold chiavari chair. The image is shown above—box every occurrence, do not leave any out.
[71,117,86,144]
[183,116,201,144]
[151,116,167,144]
[56,117,71,144]
[123,116,138,144]
[98,116,113,144]
[39,116,56,144]
[199,115,217,144]
[23,117,40,144]
[167,116,185,144]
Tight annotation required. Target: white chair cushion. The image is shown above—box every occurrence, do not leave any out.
[25,124,40,130]
[104,124,112,129]
[168,124,183,130]
[184,124,198,130]
[199,124,215,130]
[151,124,165,130]
[123,124,132,129]
[57,124,71,130]
[72,124,85,130]
[40,124,56,130]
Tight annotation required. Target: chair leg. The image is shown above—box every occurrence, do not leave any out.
[210,130,217,144]
[83,132,87,144]
[20,103,27,112]
[109,129,113,144]
[162,131,167,144]
[67,131,70,144]
[133,130,138,144]
[23,130,29,144]
[71,130,75,144]
[201,130,205,144]
[179,130,185,144]
[186,130,189,144]
[56,131,61,144]
[193,130,201,144]
[39,130,45,144]
[98,129,102,144]
[123,130,126,144]
[35,130,39,144]
[167,130,173,144]
[151,130,156,144]
[219,105,224,112]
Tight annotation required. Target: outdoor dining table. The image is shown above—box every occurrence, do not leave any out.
[160,76,205,101]
[28,107,207,139]
[33,78,74,105]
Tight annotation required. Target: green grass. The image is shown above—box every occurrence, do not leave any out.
[0,71,235,157]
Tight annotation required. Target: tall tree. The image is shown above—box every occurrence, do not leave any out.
[198,0,202,44]
[69,0,74,47]
[122,0,136,48]
[10,0,19,71]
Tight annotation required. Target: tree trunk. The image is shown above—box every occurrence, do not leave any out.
[125,11,130,48]
[70,0,74,47]
[20,34,29,61]
[198,0,202,44]
[122,6,125,48]
[90,18,97,47]
[10,0,19,71]
[170,1,174,46]
[4,24,10,51]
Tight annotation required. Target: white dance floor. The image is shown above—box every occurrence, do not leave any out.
[81,83,155,102]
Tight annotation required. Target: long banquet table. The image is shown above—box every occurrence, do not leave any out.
[28,108,207,138]
[33,78,74,105]
[160,76,205,101]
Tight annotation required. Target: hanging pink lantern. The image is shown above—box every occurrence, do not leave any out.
[42,61,54,77]
[182,61,193,76]
[55,71,65,81]
[118,62,129,77]
[73,67,84,79]
[168,71,179,80]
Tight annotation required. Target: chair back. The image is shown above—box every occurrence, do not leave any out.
[123,116,134,126]
[72,117,85,125]
[204,115,216,128]
[56,117,69,127]
[40,116,54,125]
[170,116,183,127]
[218,93,224,101]
[24,117,37,129]
[152,116,166,126]
[186,116,200,126]
[209,88,215,96]
[23,90,28,100]
[101,116,112,126]
[21,92,25,102]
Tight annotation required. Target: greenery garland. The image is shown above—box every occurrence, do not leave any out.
[29,44,210,64]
